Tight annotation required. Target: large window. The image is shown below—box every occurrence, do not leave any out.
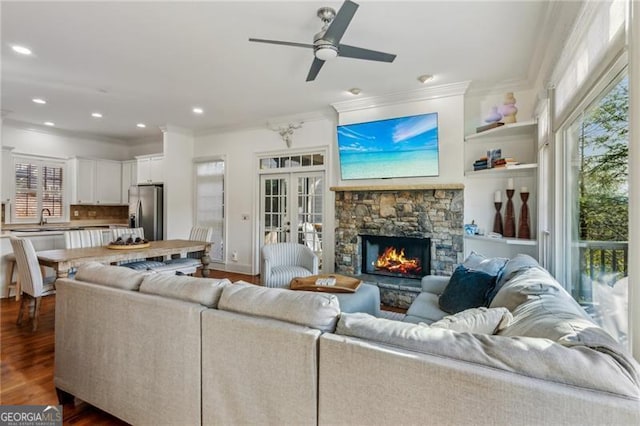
[194,159,225,262]
[563,72,628,345]
[13,156,65,223]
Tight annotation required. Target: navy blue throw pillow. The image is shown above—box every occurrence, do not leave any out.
[438,265,497,314]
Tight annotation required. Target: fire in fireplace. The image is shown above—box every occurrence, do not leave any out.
[361,235,431,280]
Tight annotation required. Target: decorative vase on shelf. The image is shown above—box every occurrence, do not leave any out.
[518,190,531,239]
[484,106,502,123]
[504,189,516,238]
[500,92,518,124]
[493,202,503,235]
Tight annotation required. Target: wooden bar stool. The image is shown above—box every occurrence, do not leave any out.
[5,253,21,301]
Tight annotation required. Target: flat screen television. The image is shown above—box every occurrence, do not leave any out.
[337,112,439,180]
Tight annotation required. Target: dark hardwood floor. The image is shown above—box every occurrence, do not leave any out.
[0,269,260,425]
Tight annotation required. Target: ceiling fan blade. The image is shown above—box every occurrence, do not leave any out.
[338,44,396,62]
[248,38,314,49]
[306,58,325,82]
[323,0,359,45]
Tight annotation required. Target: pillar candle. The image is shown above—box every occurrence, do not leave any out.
[507,178,514,190]
[494,190,501,202]
[521,186,528,193]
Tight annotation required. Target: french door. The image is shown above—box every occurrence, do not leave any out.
[260,171,324,264]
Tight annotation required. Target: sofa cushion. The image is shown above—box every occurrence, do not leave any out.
[429,307,512,334]
[420,275,450,294]
[489,266,574,312]
[462,251,509,276]
[74,262,145,291]
[218,283,340,332]
[336,312,640,398]
[488,254,541,303]
[404,292,448,324]
[139,274,231,307]
[438,265,496,314]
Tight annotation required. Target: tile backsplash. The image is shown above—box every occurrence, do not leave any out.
[1,203,128,226]
[70,205,128,221]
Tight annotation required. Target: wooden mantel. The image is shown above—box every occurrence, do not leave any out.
[330,183,464,192]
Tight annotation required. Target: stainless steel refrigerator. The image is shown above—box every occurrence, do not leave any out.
[128,184,164,241]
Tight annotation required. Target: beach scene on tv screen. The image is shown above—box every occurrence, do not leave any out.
[337,112,439,179]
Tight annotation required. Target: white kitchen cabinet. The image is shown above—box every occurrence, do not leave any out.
[72,158,123,204]
[73,158,96,204]
[96,160,122,204]
[136,154,164,184]
[121,160,137,203]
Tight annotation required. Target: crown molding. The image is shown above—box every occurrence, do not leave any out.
[330,81,471,114]
[465,78,533,97]
[194,108,336,137]
[2,118,130,146]
[160,124,193,137]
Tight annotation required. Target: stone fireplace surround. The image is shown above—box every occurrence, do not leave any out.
[332,184,464,308]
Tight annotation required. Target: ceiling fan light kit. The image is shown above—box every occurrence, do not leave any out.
[249,0,396,81]
[315,45,338,61]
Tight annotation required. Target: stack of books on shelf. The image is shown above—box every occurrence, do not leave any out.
[492,157,520,169]
[472,149,521,171]
[473,158,489,171]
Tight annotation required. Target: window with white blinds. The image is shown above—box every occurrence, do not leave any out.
[13,157,65,222]
[194,159,225,262]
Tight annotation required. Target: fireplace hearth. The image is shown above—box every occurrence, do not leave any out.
[361,235,431,280]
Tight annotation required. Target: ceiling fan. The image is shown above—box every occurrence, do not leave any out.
[249,0,396,82]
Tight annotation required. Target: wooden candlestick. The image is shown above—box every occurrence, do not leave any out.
[504,189,516,237]
[518,192,531,239]
[493,202,503,235]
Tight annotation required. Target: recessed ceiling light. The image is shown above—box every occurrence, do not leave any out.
[348,88,361,95]
[12,45,32,55]
[192,107,204,114]
[44,121,55,126]
[136,123,146,128]
[32,98,46,104]
[417,74,434,84]
[91,112,103,118]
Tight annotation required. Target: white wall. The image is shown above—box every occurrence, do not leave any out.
[194,116,336,275]
[335,95,466,186]
[162,127,194,239]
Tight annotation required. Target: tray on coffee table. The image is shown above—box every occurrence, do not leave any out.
[290,274,361,293]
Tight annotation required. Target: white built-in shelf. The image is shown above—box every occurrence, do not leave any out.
[465,120,537,142]
[465,163,538,177]
[464,234,537,246]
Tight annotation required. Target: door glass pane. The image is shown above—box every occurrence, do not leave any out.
[565,74,628,346]
[262,177,288,244]
[296,175,323,258]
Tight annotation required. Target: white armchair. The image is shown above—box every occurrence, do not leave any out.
[261,242,318,288]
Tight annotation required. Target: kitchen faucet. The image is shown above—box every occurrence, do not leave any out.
[39,208,51,226]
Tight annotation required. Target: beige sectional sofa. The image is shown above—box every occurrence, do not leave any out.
[54,259,640,425]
